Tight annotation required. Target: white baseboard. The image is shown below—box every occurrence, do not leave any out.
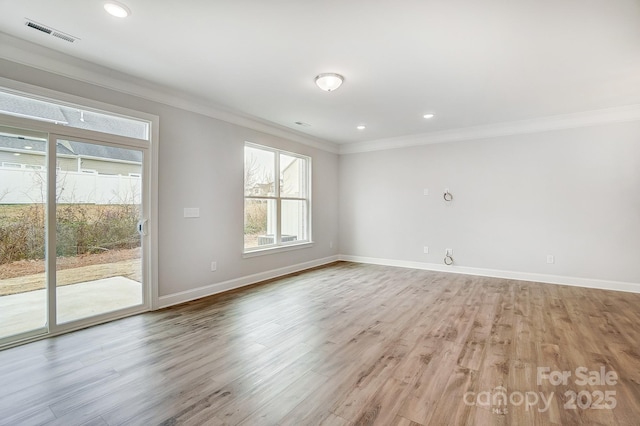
[339,255,640,294]
[157,253,639,309]
[157,255,340,308]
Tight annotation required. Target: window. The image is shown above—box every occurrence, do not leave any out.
[0,90,150,140]
[244,143,311,252]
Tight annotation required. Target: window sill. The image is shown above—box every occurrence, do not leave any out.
[242,241,314,258]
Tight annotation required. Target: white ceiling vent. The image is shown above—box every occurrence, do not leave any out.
[25,19,79,43]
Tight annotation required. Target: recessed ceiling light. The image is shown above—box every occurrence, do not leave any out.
[315,73,344,92]
[295,121,311,127]
[357,125,366,130]
[423,113,435,119]
[24,146,32,150]
[13,153,20,156]
[104,2,131,18]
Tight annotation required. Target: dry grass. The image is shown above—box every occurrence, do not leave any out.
[0,248,141,296]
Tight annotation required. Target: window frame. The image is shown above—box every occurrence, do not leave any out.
[243,142,312,256]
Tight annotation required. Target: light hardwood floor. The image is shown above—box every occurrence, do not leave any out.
[1,262,639,425]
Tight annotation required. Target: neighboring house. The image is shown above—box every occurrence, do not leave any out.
[254,157,307,245]
[0,92,143,177]
[0,133,142,205]
[281,156,305,239]
[0,134,142,176]
[249,182,274,196]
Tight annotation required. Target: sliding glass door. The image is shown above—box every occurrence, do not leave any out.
[0,126,48,341]
[54,137,145,324]
[0,125,150,347]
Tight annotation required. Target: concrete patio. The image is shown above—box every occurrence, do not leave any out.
[0,276,142,339]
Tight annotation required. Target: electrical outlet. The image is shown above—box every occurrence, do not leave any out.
[445,248,453,256]
[211,261,217,271]
[546,255,554,264]
[423,188,429,196]
[423,246,429,254]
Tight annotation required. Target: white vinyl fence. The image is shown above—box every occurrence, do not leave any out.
[0,168,141,205]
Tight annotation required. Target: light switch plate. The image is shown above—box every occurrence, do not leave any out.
[184,208,200,218]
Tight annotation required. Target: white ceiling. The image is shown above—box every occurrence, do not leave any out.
[1,0,640,146]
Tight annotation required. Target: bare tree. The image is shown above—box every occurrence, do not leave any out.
[244,153,274,195]
[244,153,260,194]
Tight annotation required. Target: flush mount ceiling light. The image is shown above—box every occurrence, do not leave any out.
[423,113,435,119]
[104,2,131,18]
[315,73,344,92]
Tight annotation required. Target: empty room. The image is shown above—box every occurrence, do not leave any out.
[0,1,639,425]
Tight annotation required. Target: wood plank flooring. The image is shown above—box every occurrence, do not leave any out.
[1,261,639,425]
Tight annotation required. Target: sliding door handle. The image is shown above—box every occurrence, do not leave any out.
[137,219,148,236]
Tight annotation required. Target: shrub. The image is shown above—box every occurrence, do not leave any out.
[244,201,267,235]
[0,205,45,263]
[0,204,140,264]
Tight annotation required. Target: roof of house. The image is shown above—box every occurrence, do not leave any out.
[0,134,142,162]
[0,134,73,157]
[66,141,142,162]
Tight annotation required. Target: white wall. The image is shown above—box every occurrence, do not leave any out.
[339,122,640,284]
[2,51,638,300]
[0,58,340,302]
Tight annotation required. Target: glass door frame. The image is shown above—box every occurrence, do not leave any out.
[0,93,158,349]
[48,132,151,336]
[0,125,48,344]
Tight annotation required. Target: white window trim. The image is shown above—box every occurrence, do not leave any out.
[242,241,314,258]
[243,142,312,254]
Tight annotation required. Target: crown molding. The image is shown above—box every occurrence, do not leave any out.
[3,32,639,157]
[0,32,339,154]
[339,104,640,154]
